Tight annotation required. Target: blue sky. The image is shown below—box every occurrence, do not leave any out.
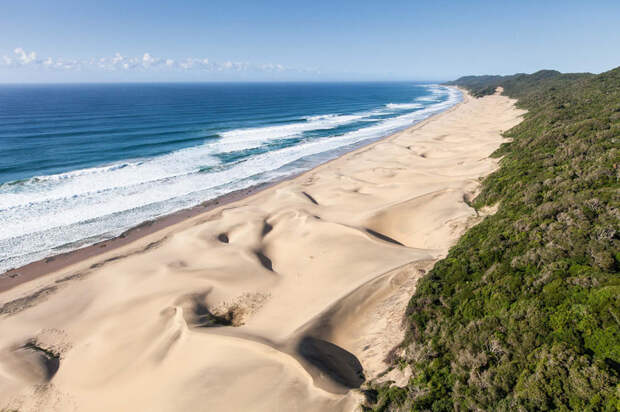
[1,0,619,82]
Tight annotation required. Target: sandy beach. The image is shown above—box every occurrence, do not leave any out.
[0,88,525,412]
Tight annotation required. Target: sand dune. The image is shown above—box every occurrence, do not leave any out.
[0,89,525,412]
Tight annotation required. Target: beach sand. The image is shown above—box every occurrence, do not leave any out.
[0,88,525,412]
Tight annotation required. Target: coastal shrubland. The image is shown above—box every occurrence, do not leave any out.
[366,67,620,411]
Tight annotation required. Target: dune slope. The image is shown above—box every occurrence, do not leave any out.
[0,89,524,412]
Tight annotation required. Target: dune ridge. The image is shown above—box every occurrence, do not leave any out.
[0,88,525,412]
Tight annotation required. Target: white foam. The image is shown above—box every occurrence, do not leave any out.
[0,114,372,211]
[216,113,366,152]
[0,145,221,210]
[386,102,424,110]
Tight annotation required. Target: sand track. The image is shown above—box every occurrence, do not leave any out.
[0,89,525,412]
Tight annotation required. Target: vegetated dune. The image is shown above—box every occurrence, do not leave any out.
[0,89,524,412]
[371,68,620,411]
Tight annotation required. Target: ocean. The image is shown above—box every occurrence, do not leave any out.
[0,82,461,273]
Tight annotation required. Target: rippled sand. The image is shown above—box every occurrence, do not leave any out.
[0,89,524,412]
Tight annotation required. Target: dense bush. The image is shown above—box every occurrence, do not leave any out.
[366,67,620,411]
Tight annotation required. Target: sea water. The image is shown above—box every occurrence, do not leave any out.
[0,82,461,272]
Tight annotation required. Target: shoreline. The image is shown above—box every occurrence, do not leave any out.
[0,87,527,412]
[0,87,464,294]
[0,181,279,293]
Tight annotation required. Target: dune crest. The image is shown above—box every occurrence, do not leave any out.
[0,89,525,412]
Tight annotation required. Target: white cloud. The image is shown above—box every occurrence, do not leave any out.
[0,47,314,75]
[14,47,37,64]
[112,52,124,64]
[259,63,285,72]
[141,52,163,68]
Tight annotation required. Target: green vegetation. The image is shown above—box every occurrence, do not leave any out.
[365,67,620,411]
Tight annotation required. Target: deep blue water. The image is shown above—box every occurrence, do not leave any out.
[0,82,461,272]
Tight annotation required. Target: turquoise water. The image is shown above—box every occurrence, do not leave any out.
[0,82,461,272]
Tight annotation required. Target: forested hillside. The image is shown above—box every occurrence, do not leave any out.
[366,67,620,411]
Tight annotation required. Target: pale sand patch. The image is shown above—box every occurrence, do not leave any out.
[0,89,525,412]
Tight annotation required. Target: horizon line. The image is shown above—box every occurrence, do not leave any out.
[0,79,453,86]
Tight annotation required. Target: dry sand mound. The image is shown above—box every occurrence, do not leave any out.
[0,89,525,412]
